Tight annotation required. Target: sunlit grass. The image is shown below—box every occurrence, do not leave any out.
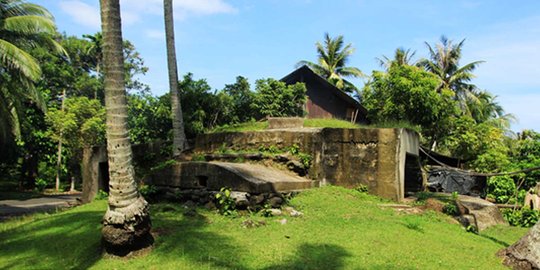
[0,186,528,269]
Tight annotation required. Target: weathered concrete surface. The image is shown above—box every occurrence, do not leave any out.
[152,161,314,193]
[81,141,170,203]
[268,117,304,129]
[457,195,507,231]
[195,128,421,201]
[81,146,108,203]
[0,194,80,220]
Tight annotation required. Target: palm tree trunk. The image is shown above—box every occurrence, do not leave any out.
[499,221,540,269]
[99,0,152,256]
[164,0,188,156]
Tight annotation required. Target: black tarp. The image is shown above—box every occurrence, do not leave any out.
[427,167,486,196]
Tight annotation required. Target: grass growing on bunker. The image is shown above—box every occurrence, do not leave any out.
[209,118,422,133]
[0,186,528,269]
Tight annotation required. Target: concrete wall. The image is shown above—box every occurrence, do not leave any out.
[196,128,420,201]
[81,146,108,203]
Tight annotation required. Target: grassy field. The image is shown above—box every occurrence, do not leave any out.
[0,186,528,269]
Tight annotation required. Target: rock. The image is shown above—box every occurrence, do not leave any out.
[241,219,267,229]
[268,208,282,216]
[287,160,306,176]
[290,209,303,217]
[456,195,507,231]
[283,206,295,215]
[282,206,303,217]
[268,196,284,208]
[244,153,263,160]
[274,154,291,163]
[249,194,265,206]
[230,191,249,209]
[456,214,476,228]
[278,218,287,225]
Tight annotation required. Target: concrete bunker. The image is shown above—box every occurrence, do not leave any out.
[195,127,422,201]
[81,127,422,202]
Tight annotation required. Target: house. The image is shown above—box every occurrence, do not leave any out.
[281,65,368,124]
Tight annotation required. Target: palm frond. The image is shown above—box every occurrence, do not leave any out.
[0,38,41,81]
[3,15,57,36]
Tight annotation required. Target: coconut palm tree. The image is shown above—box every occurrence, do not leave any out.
[0,0,66,147]
[99,0,152,255]
[418,36,483,104]
[500,222,540,269]
[376,47,416,70]
[297,33,364,93]
[164,0,187,156]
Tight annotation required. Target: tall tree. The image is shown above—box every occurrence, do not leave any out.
[418,36,483,108]
[297,33,364,93]
[376,47,416,70]
[99,0,152,255]
[164,0,187,156]
[0,0,65,146]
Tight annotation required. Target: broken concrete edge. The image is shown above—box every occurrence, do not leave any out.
[152,186,301,210]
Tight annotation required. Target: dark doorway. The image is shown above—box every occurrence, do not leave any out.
[98,162,110,192]
[404,154,423,196]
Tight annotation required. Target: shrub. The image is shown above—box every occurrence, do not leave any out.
[95,189,108,200]
[502,208,540,227]
[487,175,516,203]
[215,187,236,216]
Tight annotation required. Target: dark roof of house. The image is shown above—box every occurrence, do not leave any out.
[281,65,367,114]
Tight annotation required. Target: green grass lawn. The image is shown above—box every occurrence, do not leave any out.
[0,186,528,269]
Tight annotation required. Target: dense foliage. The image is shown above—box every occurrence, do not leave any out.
[362,65,457,145]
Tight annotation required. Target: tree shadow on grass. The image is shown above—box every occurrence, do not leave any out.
[478,233,511,247]
[0,210,103,269]
[151,205,353,270]
[151,208,250,270]
[263,243,351,270]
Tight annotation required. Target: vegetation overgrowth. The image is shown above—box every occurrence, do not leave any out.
[0,186,528,269]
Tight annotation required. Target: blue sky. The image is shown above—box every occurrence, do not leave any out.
[34,0,540,132]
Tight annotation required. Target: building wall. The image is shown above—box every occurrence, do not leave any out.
[303,77,355,121]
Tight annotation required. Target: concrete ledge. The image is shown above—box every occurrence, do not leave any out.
[267,117,304,129]
[152,161,314,193]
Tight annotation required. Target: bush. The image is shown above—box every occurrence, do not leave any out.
[502,208,540,227]
[215,187,236,216]
[95,189,108,200]
[487,175,516,203]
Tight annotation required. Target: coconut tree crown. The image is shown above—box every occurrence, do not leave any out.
[297,33,364,93]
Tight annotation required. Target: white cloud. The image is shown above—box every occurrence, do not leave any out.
[59,0,142,28]
[120,0,238,20]
[59,1,100,29]
[145,29,165,40]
